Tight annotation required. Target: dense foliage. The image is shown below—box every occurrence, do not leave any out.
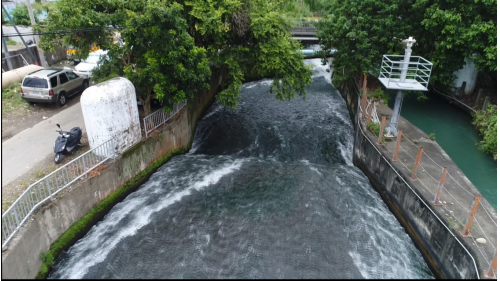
[38,0,312,115]
[472,104,497,159]
[316,0,497,87]
[5,5,42,26]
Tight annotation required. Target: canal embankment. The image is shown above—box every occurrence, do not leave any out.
[340,77,497,279]
[1,70,226,279]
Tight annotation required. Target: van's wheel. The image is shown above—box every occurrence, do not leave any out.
[56,93,66,107]
[55,153,63,164]
[82,80,89,91]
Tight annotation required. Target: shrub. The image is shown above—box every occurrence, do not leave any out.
[367,87,389,105]
[367,121,380,135]
[472,104,497,159]
[429,133,436,141]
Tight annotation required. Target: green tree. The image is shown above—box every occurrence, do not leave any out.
[9,5,41,26]
[317,0,497,87]
[38,0,312,115]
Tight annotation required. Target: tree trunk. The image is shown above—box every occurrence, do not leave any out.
[143,94,152,116]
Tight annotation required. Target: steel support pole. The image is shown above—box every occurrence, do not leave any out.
[361,75,368,120]
[392,130,403,161]
[2,27,13,70]
[432,167,447,206]
[387,37,416,136]
[485,249,497,279]
[378,116,386,145]
[26,0,48,67]
[410,147,424,181]
[1,5,38,64]
[461,195,481,238]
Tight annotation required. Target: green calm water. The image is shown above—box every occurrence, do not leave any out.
[389,92,497,209]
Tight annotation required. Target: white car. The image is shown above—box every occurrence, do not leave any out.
[74,50,108,79]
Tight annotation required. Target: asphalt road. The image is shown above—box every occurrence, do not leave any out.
[2,102,86,188]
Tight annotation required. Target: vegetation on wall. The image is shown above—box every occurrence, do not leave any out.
[36,146,187,279]
[472,104,497,159]
[316,0,497,88]
[37,0,313,116]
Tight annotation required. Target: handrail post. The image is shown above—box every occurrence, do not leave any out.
[144,116,148,137]
[45,178,54,201]
[367,103,373,124]
[410,147,424,181]
[378,116,386,145]
[485,249,497,279]
[392,130,402,161]
[361,75,368,120]
[431,167,447,206]
[461,195,481,238]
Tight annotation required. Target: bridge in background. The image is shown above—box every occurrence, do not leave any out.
[291,19,318,43]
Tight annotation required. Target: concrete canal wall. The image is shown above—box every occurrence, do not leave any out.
[339,78,481,279]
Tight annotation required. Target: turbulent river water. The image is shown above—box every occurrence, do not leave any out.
[49,59,434,279]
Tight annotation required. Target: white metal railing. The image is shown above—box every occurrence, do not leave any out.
[143,102,187,137]
[2,53,29,68]
[1,138,115,249]
[378,55,433,89]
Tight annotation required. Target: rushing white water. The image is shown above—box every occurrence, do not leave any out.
[49,59,433,279]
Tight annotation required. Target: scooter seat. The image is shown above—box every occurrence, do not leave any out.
[68,127,82,141]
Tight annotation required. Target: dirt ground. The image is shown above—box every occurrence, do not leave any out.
[1,133,90,214]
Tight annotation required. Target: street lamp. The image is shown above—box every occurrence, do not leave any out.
[378,37,433,136]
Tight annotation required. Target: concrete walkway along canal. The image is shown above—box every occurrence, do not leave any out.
[47,59,434,279]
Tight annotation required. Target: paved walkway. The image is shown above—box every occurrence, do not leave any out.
[364,101,497,276]
[2,102,86,188]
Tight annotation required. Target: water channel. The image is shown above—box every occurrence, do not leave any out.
[49,59,434,279]
[389,93,497,210]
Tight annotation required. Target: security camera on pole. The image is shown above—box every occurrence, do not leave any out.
[378,37,433,137]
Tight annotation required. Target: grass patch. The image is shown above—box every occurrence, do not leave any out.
[36,146,187,279]
[6,40,18,46]
[35,170,46,179]
[2,82,30,117]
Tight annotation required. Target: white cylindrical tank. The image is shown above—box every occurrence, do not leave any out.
[80,77,141,155]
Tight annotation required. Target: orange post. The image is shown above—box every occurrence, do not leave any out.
[361,75,368,120]
[392,130,403,161]
[367,103,373,124]
[378,116,386,145]
[432,167,448,206]
[461,195,481,238]
[410,147,424,181]
[485,249,497,279]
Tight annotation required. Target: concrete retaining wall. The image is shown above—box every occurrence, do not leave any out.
[2,45,67,71]
[340,78,480,279]
[1,69,225,279]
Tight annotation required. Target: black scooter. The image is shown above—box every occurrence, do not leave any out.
[54,124,83,164]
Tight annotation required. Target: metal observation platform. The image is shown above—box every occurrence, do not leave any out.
[378,54,433,92]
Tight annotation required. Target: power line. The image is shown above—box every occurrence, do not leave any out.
[2,26,120,37]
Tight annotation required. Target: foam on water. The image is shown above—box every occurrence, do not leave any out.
[53,159,245,279]
[307,58,333,84]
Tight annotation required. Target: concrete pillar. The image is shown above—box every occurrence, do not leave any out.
[482,96,490,111]
[475,89,484,106]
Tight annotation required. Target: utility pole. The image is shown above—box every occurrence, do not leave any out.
[2,26,14,70]
[26,0,48,67]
